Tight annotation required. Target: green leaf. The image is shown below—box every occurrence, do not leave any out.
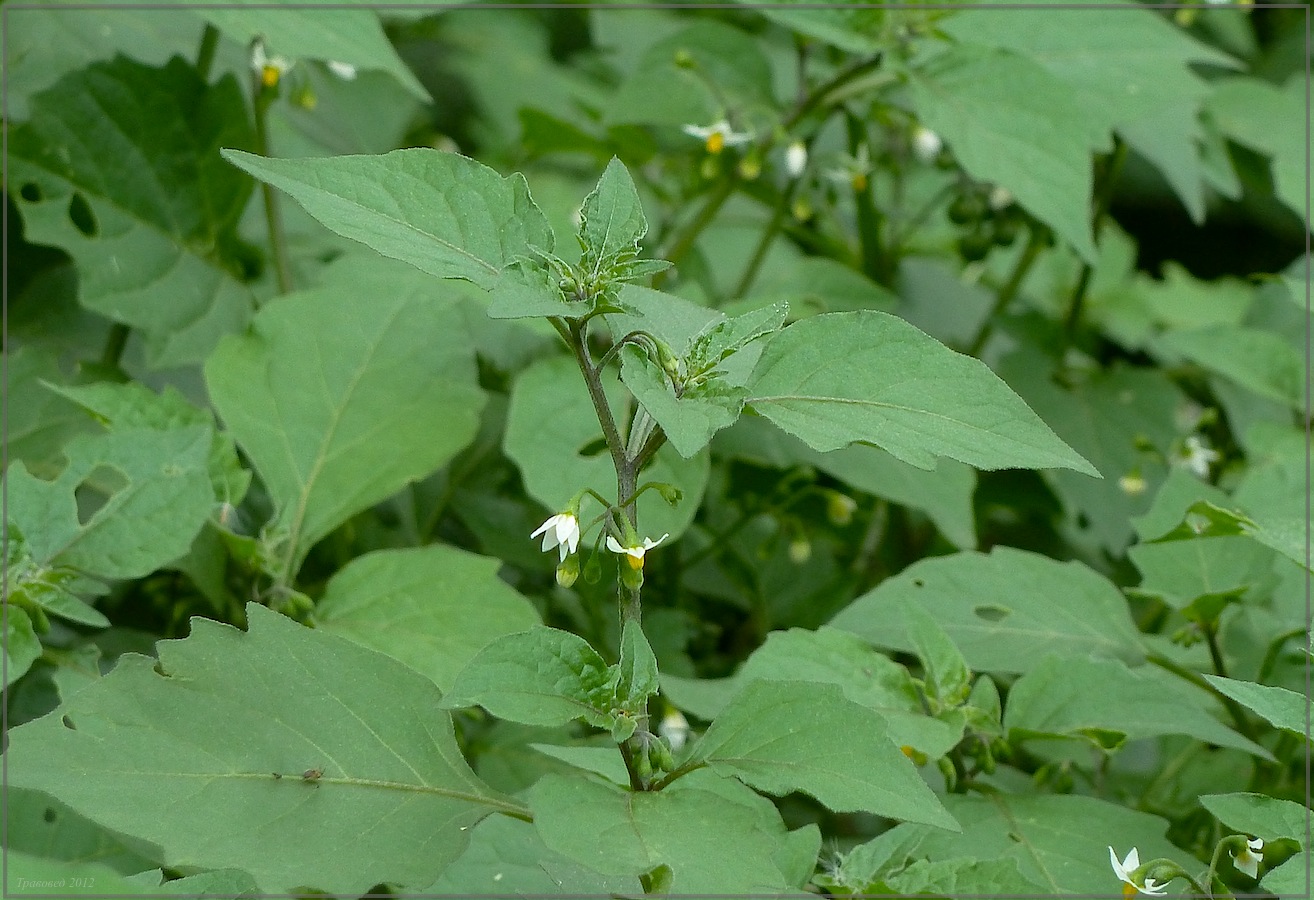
[607,21,776,129]
[315,545,540,694]
[504,354,709,541]
[690,680,958,829]
[715,416,977,549]
[904,603,971,709]
[745,311,1097,474]
[620,344,744,458]
[907,45,1106,262]
[1203,676,1312,737]
[3,347,94,476]
[528,772,801,893]
[5,427,213,581]
[1207,74,1308,220]
[426,813,641,895]
[51,381,250,507]
[578,157,647,271]
[1155,325,1308,411]
[942,6,1238,224]
[687,301,789,375]
[881,856,1044,896]
[617,619,660,711]
[6,851,153,897]
[1128,530,1273,612]
[4,606,42,690]
[831,547,1144,674]
[6,605,518,896]
[662,627,963,759]
[1200,793,1309,848]
[221,148,553,290]
[7,788,159,876]
[204,257,485,574]
[443,627,622,731]
[731,0,885,54]
[1262,851,1310,897]
[200,7,430,101]
[877,793,1184,894]
[10,56,255,367]
[1004,654,1273,759]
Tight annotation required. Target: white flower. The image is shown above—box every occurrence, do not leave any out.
[1177,434,1220,478]
[784,140,808,177]
[682,120,753,155]
[1109,847,1168,897]
[657,708,691,752]
[531,513,581,563]
[988,185,1014,210]
[606,533,669,570]
[826,144,873,191]
[911,125,942,164]
[1232,836,1263,878]
[326,60,357,81]
[250,39,292,87]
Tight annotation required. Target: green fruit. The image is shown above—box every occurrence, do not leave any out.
[948,192,986,225]
[958,227,993,262]
[992,215,1021,246]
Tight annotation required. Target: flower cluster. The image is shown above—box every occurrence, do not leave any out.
[530,507,669,585]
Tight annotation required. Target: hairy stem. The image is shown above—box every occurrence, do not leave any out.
[252,83,294,295]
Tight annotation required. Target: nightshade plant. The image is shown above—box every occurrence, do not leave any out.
[2,3,1309,898]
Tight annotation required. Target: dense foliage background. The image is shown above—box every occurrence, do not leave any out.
[3,2,1310,897]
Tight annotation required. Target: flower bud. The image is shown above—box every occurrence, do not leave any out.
[788,536,812,564]
[826,491,858,526]
[555,554,580,588]
[784,141,808,178]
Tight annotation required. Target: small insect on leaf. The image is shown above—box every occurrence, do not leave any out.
[302,767,323,784]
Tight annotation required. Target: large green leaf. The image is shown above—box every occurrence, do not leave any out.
[1005,654,1272,758]
[830,547,1144,674]
[7,788,159,876]
[2,347,95,476]
[443,627,623,731]
[528,772,805,894]
[221,148,553,290]
[1199,793,1309,848]
[1155,325,1308,411]
[200,7,430,101]
[1207,74,1308,220]
[1202,676,1312,738]
[745,311,1096,474]
[663,627,961,759]
[10,56,255,367]
[6,605,520,896]
[941,5,1239,223]
[869,793,1184,894]
[504,354,709,541]
[5,427,213,581]
[907,44,1106,262]
[315,545,540,694]
[204,258,484,575]
[690,680,958,830]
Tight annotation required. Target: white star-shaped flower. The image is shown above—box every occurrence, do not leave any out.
[531,513,581,562]
[250,39,292,87]
[682,120,753,155]
[1177,434,1220,478]
[784,140,808,177]
[1109,847,1168,897]
[606,533,669,570]
[1232,836,1263,879]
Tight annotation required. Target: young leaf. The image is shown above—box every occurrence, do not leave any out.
[442,627,620,731]
[689,680,958,830]
[315,545,541,694]
[903,603,971,709]
[4,606,42,689]
[745,311,1097,475]
[617,619,660,712]
[619,344,744,458]
[1199,793,1309,848]
[221,148,553,289]
[831,547,1144,674]
[578,157,647,273]
[10,56,255,368]
[204,258,485,575]
[6,605,520,895]
[5,427,213,581]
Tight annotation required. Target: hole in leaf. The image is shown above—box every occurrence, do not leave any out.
[74,465,131,526]
[43,808,57,823]
[19,182,41,202]
[973,604,1011,622]
[911,578,925,587]
[61,715,76,730]
[576,436,609,458]
[68,192,98,237]
[1075,512,1091,530]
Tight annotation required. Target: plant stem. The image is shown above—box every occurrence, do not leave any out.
[569,320,626,477]
[195,23,219,79]
[732,178,798,299]
[1062,139,1126,347]
[251,82,294,295]
[966,224,1046,358]
[654,175,738,288]
[100,323,131,370]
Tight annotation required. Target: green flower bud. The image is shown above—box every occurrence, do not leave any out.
[555,554,580,588]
